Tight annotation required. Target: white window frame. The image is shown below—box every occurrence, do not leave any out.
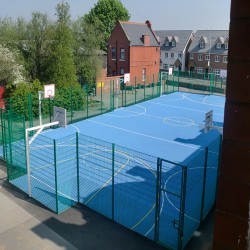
[223,56,228,63]
[214,69,220,75]
[165,52,168,58]
[190,54,194,59]
[198,54,203,61]
[178,53,182,58]
[120,48,125,60]
[120,67,124,75]
[170,53,174,59]
[142,68,146,81]
[163,64,168,70]
[197,67,203,74]
[216,43,221,49]
[165,41,169,46]
[200,42,205,48]
[205,54,210,61]
[172,41,176,46]
[215,55,220,62]
[112,47,116,60]
[225,43,228,50]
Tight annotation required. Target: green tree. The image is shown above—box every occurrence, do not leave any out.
[84,0,130,50]
[0,44,25,87]
[20,12,52,82]
[73,17,103,85]
[48,2,77,87]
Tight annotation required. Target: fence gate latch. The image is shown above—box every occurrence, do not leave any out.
[172,219,180,229]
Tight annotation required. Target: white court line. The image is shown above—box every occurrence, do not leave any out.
[148,101,224,116]
[183,93,225,107]
[87,119,202,150]
[105,105,146,117]
[164,166,217,223]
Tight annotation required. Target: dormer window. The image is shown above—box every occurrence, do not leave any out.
[172,41,176,46]
[225,43,228,50]
[200,42,205,48]
[165,41,169,46]
[216,43,222,49]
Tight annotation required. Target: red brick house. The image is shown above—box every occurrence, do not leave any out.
[107,20,160,84]
[187,30,229,78]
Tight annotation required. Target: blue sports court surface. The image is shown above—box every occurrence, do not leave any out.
[43,91,225,163]
[10,92,225,249]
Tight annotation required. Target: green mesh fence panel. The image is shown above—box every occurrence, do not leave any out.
[55,134,78,213]
[183,149,206,246]
[29,134,57,212]
[203,136,221,218]
[0,109,5,159]
[157,160,184,250]
[114,145,157,241]
[164,71,226,96]
[3,112,28,194]
[78,134,113,219]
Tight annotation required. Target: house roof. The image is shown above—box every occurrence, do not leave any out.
[119,21,160,46]
[188,30,229,55]
[154,30,193,52]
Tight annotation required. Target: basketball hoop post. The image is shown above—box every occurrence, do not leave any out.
[38,91,44,126]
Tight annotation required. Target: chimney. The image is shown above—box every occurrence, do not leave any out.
[142,34,150,46]
[145,20,152,29]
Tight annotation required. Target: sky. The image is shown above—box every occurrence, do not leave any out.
[0,0,231,30]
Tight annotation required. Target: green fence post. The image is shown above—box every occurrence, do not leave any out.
[87,86,89,118]
[178,166,187,250]
[101,82,103,114]
[200,147,208,223]
[54,139,59,214]
[154,158,161,242]
[152,74,154,97]
[134,78,137,104]
[6,111,13,181]
[215,135,223,199]
[76,132,80,202]
[70,85,73,123]
[28,93,33,129]
[112,80,115,110]
[112,143,115,221]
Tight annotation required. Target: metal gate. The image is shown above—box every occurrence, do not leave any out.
[155,159,187,250]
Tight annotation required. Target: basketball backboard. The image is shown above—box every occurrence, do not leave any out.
[53,106,67,128]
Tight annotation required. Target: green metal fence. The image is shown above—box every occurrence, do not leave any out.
[161,70,226,95]
[2,108,222,249]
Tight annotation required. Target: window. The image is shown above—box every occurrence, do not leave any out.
[223,56,228,63]
[178,53,182,58]
[190,54,194,59]
[215,55,220,62]
[214,69,220,75]
[216,43,221,49]
[172,41,176,46]
[165,41,169,46]
[198,54,203,61]
[112,47,116,60]
[205,54,210,61]
[120,48,125,60]
[165,52,168,58]
[170,53,174,58]
[197,67,203,74]
[200,42,205,48]
[120,68,124,75]
[225,43,228,50]
[163,64,168,70]
[142,68,146,81]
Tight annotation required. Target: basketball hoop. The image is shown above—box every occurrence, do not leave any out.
[44,84,55,99]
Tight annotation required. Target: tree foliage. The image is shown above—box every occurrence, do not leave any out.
[84,0,130,50]
[48,2,77,87]
[73,17,103,85]
[0,44,25,86]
